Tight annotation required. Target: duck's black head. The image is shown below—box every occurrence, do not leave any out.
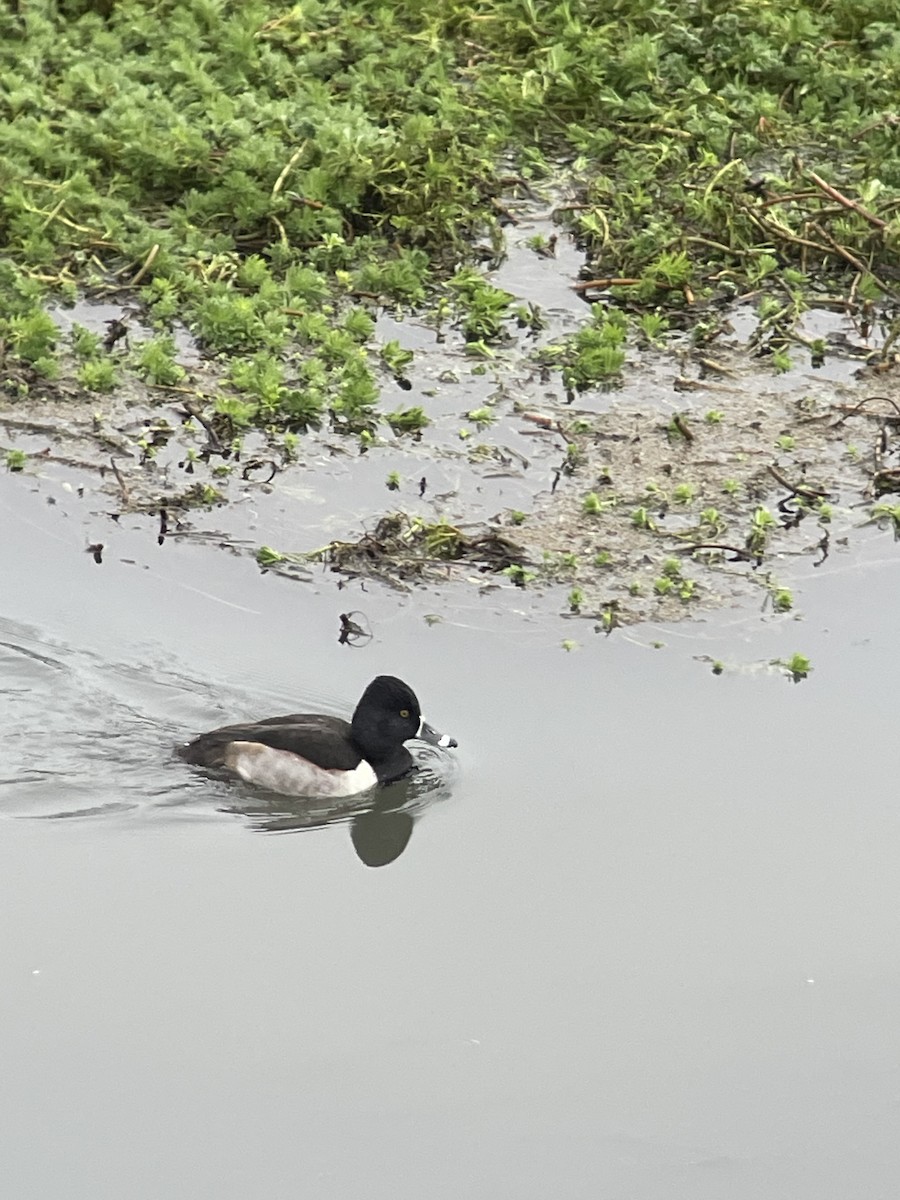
[351,676,456,781]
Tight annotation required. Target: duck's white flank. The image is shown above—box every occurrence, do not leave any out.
[223,741,379,797]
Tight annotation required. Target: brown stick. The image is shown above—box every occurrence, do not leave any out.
[767,464,829,499]
[804,169,887,230]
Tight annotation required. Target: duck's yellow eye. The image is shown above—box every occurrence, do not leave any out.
[400,708,410,718]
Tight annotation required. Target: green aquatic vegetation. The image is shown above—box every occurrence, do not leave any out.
[705,410,724,424]
[229,353,324,429]
[504,564,537,587]
[568,588,584,613]
[636,312,668,344]
[654,576,674,596]
[194,291,288,355]
[746,507,776,557]
[779,653,812,684]
[255,545,308,569]
[4,448,27,472]
[632,507,655,531]
[466,407,495,425]
[771,586,794,613]
[70,324,102,360]
[386,406,429,435]
[594,551,611,567]
[871,502,900,539]
[380,341,414,378]
[214,395,260,429]
[746,253,780,284]
[134,336,187,387]
[77,357,116,392]
[7,310,57,363]
[386,471,401,491]
[3,0,900,479]
[548,307,628,393]
[583,491,614,515]
[599,606,618,633]
[777,434,796,451]
[673,482,696,505]
[449,270,513,343]
[699,507,725,536]
[509,510,526,526]
[178,483,223,509]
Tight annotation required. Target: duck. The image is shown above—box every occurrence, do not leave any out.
[178,675,457,798]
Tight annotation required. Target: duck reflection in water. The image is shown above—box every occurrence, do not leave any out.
[220,746,455,867]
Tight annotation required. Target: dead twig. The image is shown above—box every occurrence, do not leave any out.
[767,464,830,500]
[803,169,887,231]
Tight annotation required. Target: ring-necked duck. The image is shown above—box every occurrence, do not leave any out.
[178,675,457,798]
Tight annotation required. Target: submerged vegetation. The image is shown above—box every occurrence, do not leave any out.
[2,1,900,631]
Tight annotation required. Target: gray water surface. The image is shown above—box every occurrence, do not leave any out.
[1,473,899,1199]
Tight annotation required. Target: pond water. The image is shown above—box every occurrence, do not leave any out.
[2,470,900,1199]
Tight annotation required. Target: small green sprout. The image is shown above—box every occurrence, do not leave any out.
[722,479,741,496]
[871,502,900,538]
[4,448,27,472]
[256,546,286,567]
[711,660,725,675]
[380,340,414,376]
[700,507,725,534]
[632,506,655,530]
[679,578,696,601]
[772,348,792,373]
[599,606,618,633]
[747,507,776,556]
[772,587,793,612]
[466,406,494,424]
[780,653,812,683]
[77,358,117,392]
[594,550,612,567]
[386,407,429,435]
[71,324,102,359]
[637,312,668,343]
[628,580,642,596]
[654,576,674,595]
[568,587,584,612]
[673,482,696,504]
[583,492,606,515]
[386,471,401,491]
[509,510,526,526]
[705,410,724,424]
[777,434,795,451]
[662,557,681,578]
[561,639,578,652]
[503,564,536,586]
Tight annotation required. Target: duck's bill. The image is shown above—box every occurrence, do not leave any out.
[417,719,458,749]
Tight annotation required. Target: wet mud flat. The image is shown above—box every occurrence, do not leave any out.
[2,250,899,646]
